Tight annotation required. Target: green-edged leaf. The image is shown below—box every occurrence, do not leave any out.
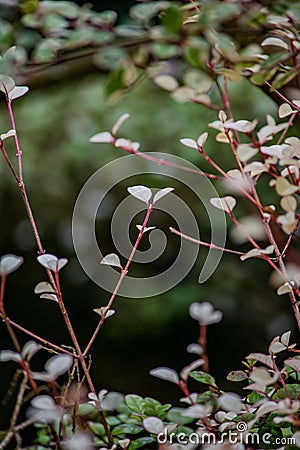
[128,437,155,450]
[112,424,143,436]
[189,371,217,387]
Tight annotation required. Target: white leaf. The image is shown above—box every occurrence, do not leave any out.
[100,253,121,268]
[136,225,156,233]
[186,343,203,355]
[285,358,300,373]
[280,196,297,212]
[143,417,164,434]
[180,138,198,149]
[278,103,295,118]
[57,258,68,271]
[182,404,212,418]
[37,254,58,270]
[0,129,16,141]
[22,341,41,360]
[0,254,23,275]
[275,177,298,196]
[153,187,174,203]
[0,74,15,93]
[127,185,152,204]
[236,144,257,162]
[154,75,178,91]
[89,131,114,143]
[40,293,59,302]
[34,281,55,294]
[115,138,134,150]
[261,145,285,158]
[261,37,289,49]
[277,282,293,295]
[180,359,204,381]
[218,393,243,413]
[131,141,140,152]
[119,439,130,449]
[255,401,278,419]
[150,367,179,384]
[269,341,286,354]
[31,395,56,410]
[105,309,115,319]
[197,132,208,147]
[281,331,291,346]
[224,119,257,133]
[45,354,73,378]
[112,113,130,136]
[189,302,223,325]
[240,245,274,261]
[246,352,273,368]
[0,350,21,362]
[210,196,236,214]
[244,161,268,177]
[8,86,29,100]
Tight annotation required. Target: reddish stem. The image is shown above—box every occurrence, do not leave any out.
[84,203,154,356]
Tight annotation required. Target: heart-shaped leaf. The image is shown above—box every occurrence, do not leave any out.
[0,129,16,141]
[153,187,174,204]
[0,254,23,275]
[100,253,122,268]
[127,185,152,204]
[210,196,236,214]
[0,74,15,94]
[45,354,73,378]
[8,86,29,101]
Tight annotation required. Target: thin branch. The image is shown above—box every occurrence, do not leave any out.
[84,202,154,356]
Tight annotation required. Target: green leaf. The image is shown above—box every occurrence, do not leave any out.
[104,69,124,98]
[162,6,183,33]
[167,407,194,425]
[189,371,218,387]
[143,397,171,419]
[112,424,143,436]
[271,70,298,91]
[247,391,265,404]
[273,384,300,400]
[227,370,248,382]
[89,422,106,436]
[250,68,277,85]
[106,416,121,426]
[128,437,155,450]
[130,2,169,23]
[125,395,146,415]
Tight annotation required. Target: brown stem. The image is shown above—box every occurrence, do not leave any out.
[198,324,209,372]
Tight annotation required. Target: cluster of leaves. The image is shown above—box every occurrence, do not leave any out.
[0,0,300,98]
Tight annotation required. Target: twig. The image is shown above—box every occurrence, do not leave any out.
[84,202,154,356]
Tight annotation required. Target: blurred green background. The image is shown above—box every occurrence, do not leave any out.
[0,0,298,432]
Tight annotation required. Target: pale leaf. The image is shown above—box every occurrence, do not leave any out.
[112,113,130,136]
[143,417,164,434]
[150,367,179,384]
[153,187,174,203]
[100,253,121,268]
[127,185,152,204]
[0,254,23,275]
[180,138,198,149]
[210,196,236,214]
[89,132,114,143]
